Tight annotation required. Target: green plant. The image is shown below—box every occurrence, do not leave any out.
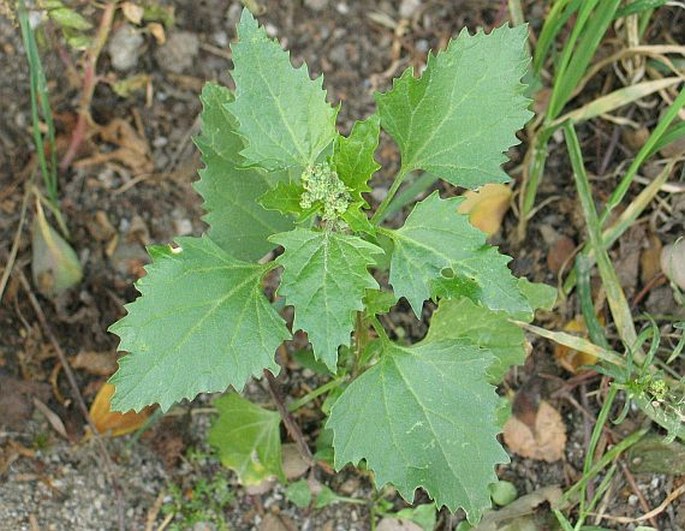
[109,9,555,523]
[161,475,233,530]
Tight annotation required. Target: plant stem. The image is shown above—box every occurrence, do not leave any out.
[263,369,314,466]
[287,378,342,413]
[61,0,116,170]
[371,166,410,225]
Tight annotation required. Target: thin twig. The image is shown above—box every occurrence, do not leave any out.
[618,461,659,528]
[597,482,685,525]
[0,184,30,302]
[263,369,314,467]
[17,270,126,531]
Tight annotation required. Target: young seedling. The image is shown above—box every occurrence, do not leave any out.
[109,9,555,523]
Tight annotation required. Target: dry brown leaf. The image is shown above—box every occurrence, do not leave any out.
[503,400,566,462]
[89,382,155,437]
[259,513,298,531]
[457,183,512,237]
[553,315,598,373]
[147,22,166,45]
[70,351,118,376]
[282,443,309,480]
[74,118,153,173]
[546,234,576,275]
[640,234,663,284]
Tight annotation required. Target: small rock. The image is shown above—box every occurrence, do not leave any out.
[304,0,328,10]
[282,444,309,480]
[400,0,421,19]
[154,31,200,74]
[108,24,144,71]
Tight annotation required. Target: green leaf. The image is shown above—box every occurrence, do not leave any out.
[384,191,530,317]
[208,394,284,485]
[327,338,508,521]
[285,479,312,508]
[270,228,383,370]
[333,114,381,205]
[427,298,527,382]
[109,236,290,412]
[376,25,532,187]
[394,504,437,531]
[228,9,337,171]
[194,83,293,260]
[259,181,307,218]
[517,277,557,312]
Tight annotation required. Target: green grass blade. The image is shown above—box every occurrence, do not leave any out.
[599,84,685,225]
[18,0,58,203]
[549,0,622,118]
[616,0,669,19]
[562,121,639,352]
[532,0,581,74]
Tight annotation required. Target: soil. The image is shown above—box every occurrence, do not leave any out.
[1,1,685,530]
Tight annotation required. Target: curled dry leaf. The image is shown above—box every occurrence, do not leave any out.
[661,239,685,289]
[89,382,155,437]
[457,183,512,237]
[503,400,566,462]
[31,201,83,297]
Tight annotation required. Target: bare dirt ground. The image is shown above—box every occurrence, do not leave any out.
[1,1,685,530]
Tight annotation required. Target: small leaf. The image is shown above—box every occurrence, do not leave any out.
[333,114,381,206]
[45,0,93,30]
[270,228,383,370]
[285,479,312,508]
[661,240,685,290]
[328,338,508,521]
[109,236,290,412]
[89,382,155,437]
[31,201,82,297]
[195,82,293,260]
[376,25,531,187]
[208,393,285,485]
[228,9,337,170]
[384,192,529,317]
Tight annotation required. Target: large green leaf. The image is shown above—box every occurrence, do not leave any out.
[109,237,290,412]
[194,83,293,260]
[384,192,530,317]
[426,297,527,382]
[228,9,337,171]
[376,25,531,187]
[270,228,383,370]
[208,393,284,485]
[327,337,508,521]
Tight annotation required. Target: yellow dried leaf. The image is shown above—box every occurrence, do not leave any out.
[147,22,166,45]
[553,315,599,373]
[457,183,512,236]
[503,400,566,462]
[89,382,155,437]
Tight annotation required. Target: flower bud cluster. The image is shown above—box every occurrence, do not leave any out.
[299,162,350,221]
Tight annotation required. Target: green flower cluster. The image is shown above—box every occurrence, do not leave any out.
[299,162,350,221]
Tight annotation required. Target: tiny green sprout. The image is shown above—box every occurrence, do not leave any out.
[300,162,351,221]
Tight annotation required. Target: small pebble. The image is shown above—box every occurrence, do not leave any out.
[108,24,144,71]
